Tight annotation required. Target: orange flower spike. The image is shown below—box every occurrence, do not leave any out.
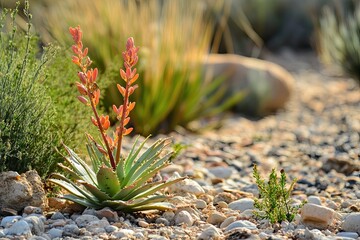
[72,56,81,66]
[69,25,82,43]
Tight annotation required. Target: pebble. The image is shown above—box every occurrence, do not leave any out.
[75,214,99,227]
[220,216,236,229]
[198,225,222,240]
[47,228,63,239]
[138,220,149,228]
[225,220,257,232]
[208,167,234,179]
[50,212,65,220]
[195,199,207,209]
[307,196,322,205]
[111,229,135,238]
[155,217,170,226]
[95,208,118,222]
[336,232,359,239]
[168,174,205,196]
[207,211,226,225]
[228,198,255,211]
[342,213,360,234]
[174,210,194,226]
[1,216,22,227]
[23,215,45,235]
[5,220,32,236]
[301,203,335,229]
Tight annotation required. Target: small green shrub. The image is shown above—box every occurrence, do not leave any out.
[252,165,300,223]
[317,1,360,83]
[0,2,60,177]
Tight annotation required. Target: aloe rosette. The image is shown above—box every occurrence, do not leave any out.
[49,26,183,212]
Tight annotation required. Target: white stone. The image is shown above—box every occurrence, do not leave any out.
[104,225,118,233]
[138,220,149,228]
[239,209,254,218]
[206,211,226,225]
[301,203,335,229]
[336,232,359,239]
[111,229,135,238]
[208,167,234,179]
[342,213,360,234]
[1,216,22,228]
[220,216,236,229]
[225,220,257,232]
[168,177,205,196]
[24,215,45,235]
[5,220,32,236]
[198,225,222,240]
[228,198,254,211]
[195,199,207,209]
[307,196,322,205]
[86,218,110,229]
[47,228,63,238]
[75,214,99,228]
[175,210,194,227]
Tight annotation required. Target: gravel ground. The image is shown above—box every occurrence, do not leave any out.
[0,50,359,239]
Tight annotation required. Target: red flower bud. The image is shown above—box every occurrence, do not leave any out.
[76,82,87,95]
[77,96,88,105]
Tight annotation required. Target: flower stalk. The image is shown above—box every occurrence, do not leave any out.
[69,26,139,171]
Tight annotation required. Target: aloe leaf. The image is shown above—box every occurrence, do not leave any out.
[123,177,186,200]
[62,194,100,209]
[112,182,138,200]
[122,163,172,199]
[102,199,129,209]
[125,195,168,208]
[78,180,111,202]
[49,174,98,203]
[127,152,172,185]
[57,163,82,180]
[130,177,185,200]
[63,144,97,185]
[124,135,150,174]
[48,178,84,198]
[97,166,121,197]
[122,139,168,186]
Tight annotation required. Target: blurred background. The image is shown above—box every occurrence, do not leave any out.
[0,0,359,176]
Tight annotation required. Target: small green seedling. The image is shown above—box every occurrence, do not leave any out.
[252,165,301,223]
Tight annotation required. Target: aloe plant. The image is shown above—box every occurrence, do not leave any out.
[49,26,183,212]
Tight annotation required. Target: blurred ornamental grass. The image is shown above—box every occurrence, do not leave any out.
[317,1,360,83]
[37,0,243,135]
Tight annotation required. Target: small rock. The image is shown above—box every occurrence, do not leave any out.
[208,167,234,179]
[23,215,45,235]
[162,211,175,221]
[63,224,80,236]
[155,217,170,226]
[195,199,207,209]
[342,213,360,234]
[168,174,205,196]
[86,218,110,229]
[51,219,66,227]
[50,212,66,220]
[5,219,32,236]
[104,225,118,233]
[47,228,63,239]
[220,216,236,229]
[47,197,67,210]
[175,210,194,227]
[216,201,228,209]
[23,206,42,215]
[225,220,257,233]
[95,207,118,222]
[301,203,335,229]
[207,211,226,225]
[228,198,254,211]
[239,209,254,218]
[336,232,359,239]
[111,229,135,239]
[213,192,237,204]
[75,214,99,228]
[307,196,322,205]
[1,215,22,227]
[138,220,149,228]
[198,225,222,240]
[304,228,326,239]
